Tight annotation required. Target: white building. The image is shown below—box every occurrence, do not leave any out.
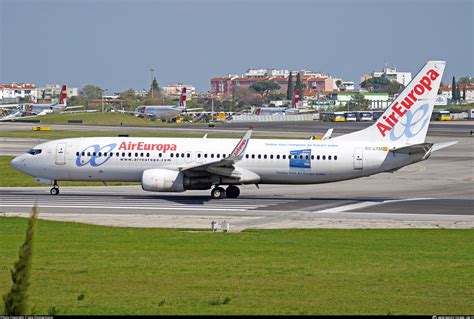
[162,83,196,99]
[362,66,412,86]
[0,83,38,102]
[329,92,391,109]
[244,69,268,78]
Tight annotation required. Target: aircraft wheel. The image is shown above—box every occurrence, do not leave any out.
[226,185,240,198]
[211,187,225,199]
[50,187,60,195]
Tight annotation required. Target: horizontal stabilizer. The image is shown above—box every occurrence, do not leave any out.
[432,141,458,152]
[390,143,433,154]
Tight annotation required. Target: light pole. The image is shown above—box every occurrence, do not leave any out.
[101,88,108,112]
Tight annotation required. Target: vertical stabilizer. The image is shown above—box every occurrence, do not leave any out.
[335,61,445,146]
[179,87,187,107]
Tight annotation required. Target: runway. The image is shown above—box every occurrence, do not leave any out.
[1,119,473,138]
[1,122,472,230]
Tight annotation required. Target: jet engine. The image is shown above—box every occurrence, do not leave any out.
[141,169,185,192]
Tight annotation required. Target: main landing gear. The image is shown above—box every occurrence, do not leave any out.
[210,185,240,199]
[50,180,59,195]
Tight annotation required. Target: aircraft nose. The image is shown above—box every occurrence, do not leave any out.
[11,155,25,171]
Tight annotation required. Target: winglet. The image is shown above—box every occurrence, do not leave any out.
[228,130,252,162]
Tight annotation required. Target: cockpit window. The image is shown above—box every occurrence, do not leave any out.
[27,149,42,155]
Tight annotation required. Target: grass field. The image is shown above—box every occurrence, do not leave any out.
[0,217,472,315]
[22,112,171,126]
[0,156,138,187]
[0,130,301,140]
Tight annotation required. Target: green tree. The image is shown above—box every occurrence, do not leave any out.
[456,86,461,102]
[360,77,391,92]
[462,87,466,100]
[250,81,281,98]
[149,77,160,99]
[451,77,457,101]
[68,96,88,108]
[286,72,294,100]
[120,89,138,110]
[386,81,404,95]
[349,93,370,110]
[3,206,38,315]
[458,76,473,84]
[79,84,102,100]
[294,73,303,95]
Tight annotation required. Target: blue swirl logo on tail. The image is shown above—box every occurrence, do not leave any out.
[389,103,430,141]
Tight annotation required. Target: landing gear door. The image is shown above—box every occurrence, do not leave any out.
[353,147,363,170]
[55,143,66,165]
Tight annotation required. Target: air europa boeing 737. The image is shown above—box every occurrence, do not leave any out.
[11,61,457,199]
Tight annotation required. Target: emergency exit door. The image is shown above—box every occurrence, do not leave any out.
[55,143,67,165]
[353,147,363,170]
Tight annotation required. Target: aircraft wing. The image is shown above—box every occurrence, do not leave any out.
[179,130,254,179]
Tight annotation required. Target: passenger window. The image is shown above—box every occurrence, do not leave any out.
[204,154,208,158]
[170,153,174,158]
[211,154,214,158]
[128,152,131,157]
[245,154,249,159]
[322,155,326,160]
[98,152,102,157]
[251,154,255,159]
[276,155,280,159]
[317,155,320,160]
[82,152,85,156]
[305,155,309,160]
[334,156,338,160]
[328,155,332,160]
[222,154,226,158]
[217,154,220,158]
[311,155,314,160]
[263,155,267,159]
[147,153,150,157]
[76,152,79,156]
[300,155,303,160]
[258,155,261,159]
[159,153,162,158]
[187,153,191,158]
[283,155,286,159]
[197,153,201,158]
[116,152,119,157]
[93,152,97,156]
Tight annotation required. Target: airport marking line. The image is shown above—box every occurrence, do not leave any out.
[313,198,434,213]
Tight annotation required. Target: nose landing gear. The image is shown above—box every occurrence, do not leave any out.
[50,181,59,195]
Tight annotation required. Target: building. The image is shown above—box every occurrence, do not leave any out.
[162,84,196,99]
[328,92,391,109]
[0,83,38,103]
[439,84,474,102]
[361,65,412,86]
[38,84,78,100]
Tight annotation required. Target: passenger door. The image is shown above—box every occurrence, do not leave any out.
[353,147,363,170]
[55,143,67,165]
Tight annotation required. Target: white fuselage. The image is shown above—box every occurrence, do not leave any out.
[11,136,423,187]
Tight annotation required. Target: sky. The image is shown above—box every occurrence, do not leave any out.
[1,0,473,93]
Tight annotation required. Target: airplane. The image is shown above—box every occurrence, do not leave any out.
[11,61,457,200]
[26,85,82,116]
[134,87,201,121]
[255,89,301,115]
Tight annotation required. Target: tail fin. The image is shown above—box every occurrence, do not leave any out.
[336,61,445,145]
[292,89,300,108]
[179,87,187,107]
[60,85,68,106]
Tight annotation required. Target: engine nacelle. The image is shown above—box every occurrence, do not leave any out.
[141,169,185,192]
